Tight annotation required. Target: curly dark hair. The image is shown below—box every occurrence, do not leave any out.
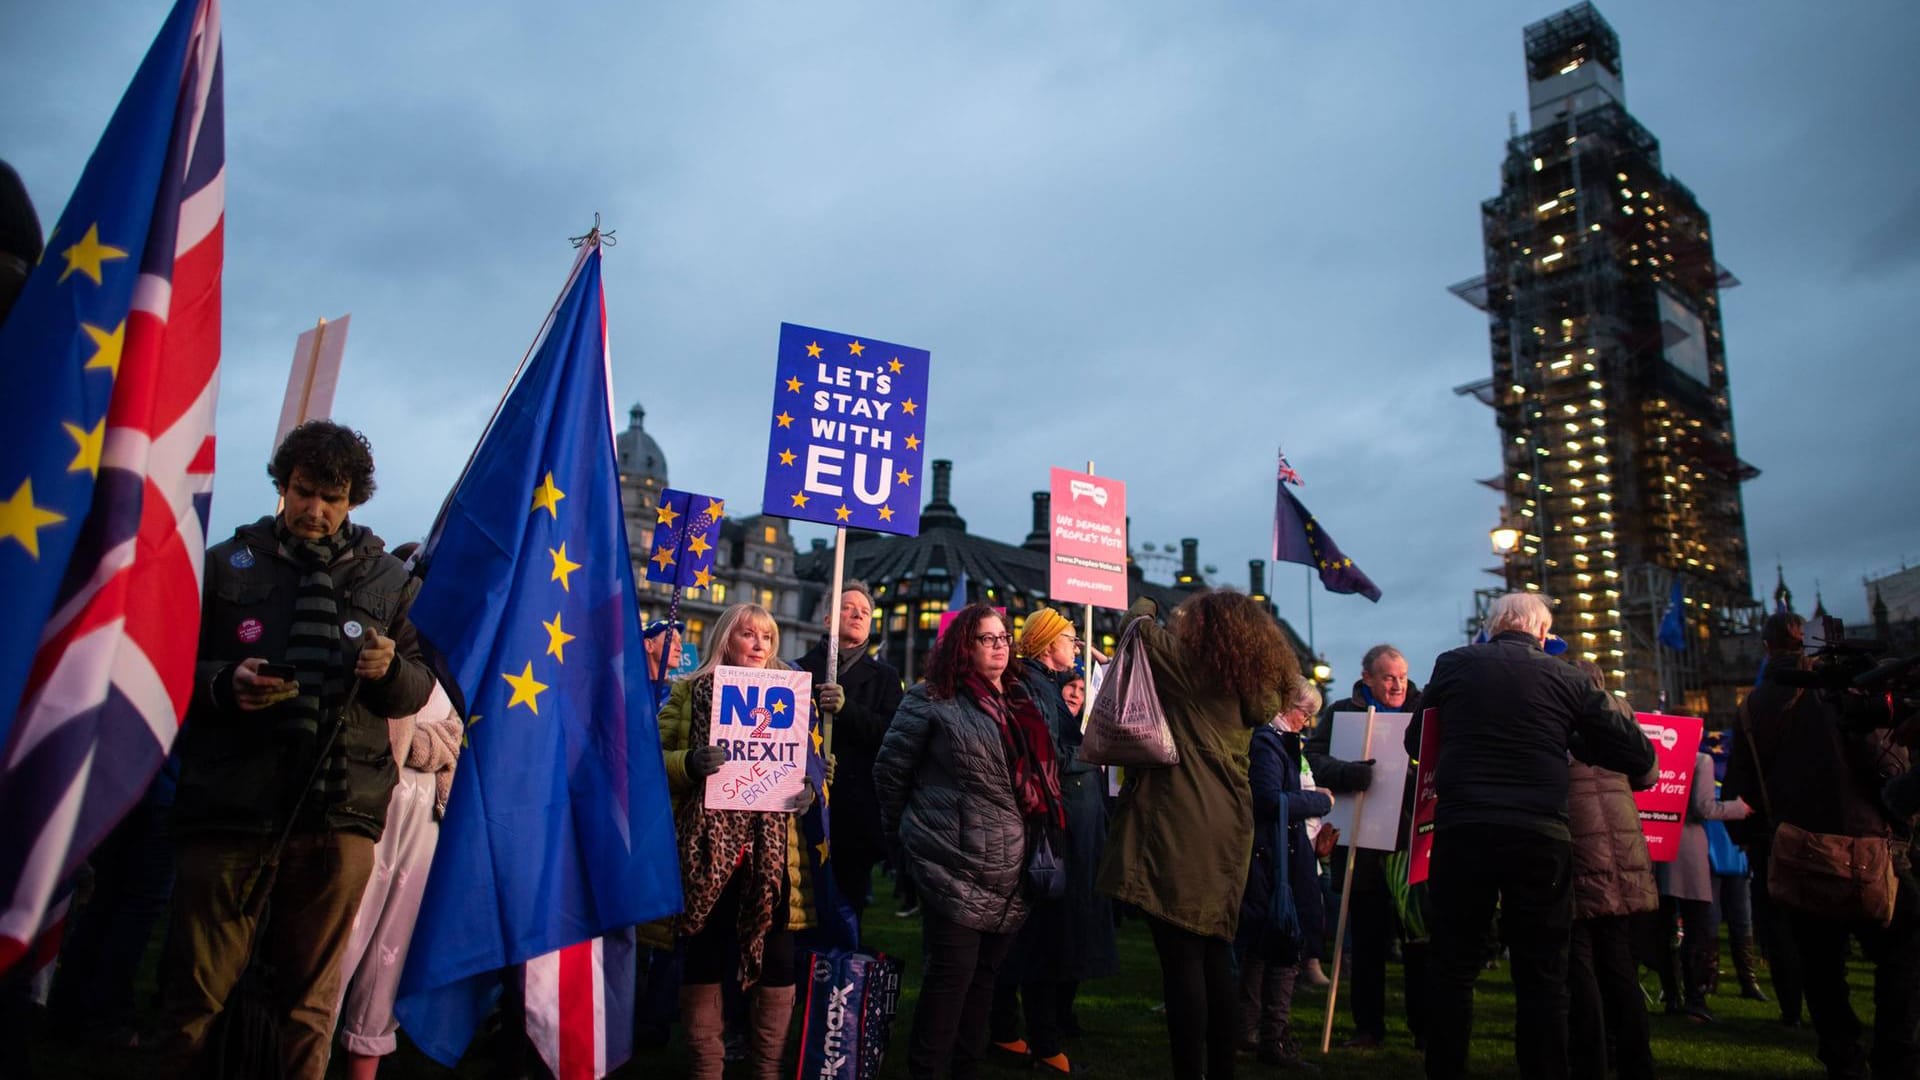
[268,420,376,504]
[923,603,1010,700]
[1171,589,1300,707]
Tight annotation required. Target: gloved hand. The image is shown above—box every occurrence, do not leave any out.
[1342,759,1377,792]
[791,778,817,815]
[818,683,846,715]
[685,745,726,780]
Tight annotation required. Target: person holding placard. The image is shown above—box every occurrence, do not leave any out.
[875,604,1065,1080]
[1097,592,1300,1080]
[796,580,902,926]
[657,604,818,1080]
[1305,643,1426,1050]
[1653,734,1752,1022]
[1418,592,1654,1080]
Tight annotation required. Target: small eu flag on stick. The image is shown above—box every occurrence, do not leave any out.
[646,488,725,629]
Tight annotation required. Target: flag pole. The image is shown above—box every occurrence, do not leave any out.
[823,525,848,761]
[1321,706,1376,1055]
[1081,460,1097,727]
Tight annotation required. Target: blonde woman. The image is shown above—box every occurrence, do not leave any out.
[658,604,819,1080]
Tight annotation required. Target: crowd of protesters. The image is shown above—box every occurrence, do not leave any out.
[15,419,1920,1080]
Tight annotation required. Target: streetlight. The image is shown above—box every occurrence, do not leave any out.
[1490,511,1521,556]
[1311,655,1332,684]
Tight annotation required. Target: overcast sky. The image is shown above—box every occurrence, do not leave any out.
[8,1,1918,687]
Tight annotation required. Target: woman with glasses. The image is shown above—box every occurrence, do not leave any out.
[1097,591,1301,1080]
[657,603,819,1080]
[875,604,1066,1079]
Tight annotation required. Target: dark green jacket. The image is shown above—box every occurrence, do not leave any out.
[1096,598,1273,941]
[173,516,433,841]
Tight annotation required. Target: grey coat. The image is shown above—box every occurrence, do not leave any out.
[1655,751,1745,903]
[875,684,1030,934]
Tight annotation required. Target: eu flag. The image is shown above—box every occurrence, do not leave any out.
[1659,576,1687,652]
[1272,469,1382,603]
[644,487,725,588]
[394,244,682,1065]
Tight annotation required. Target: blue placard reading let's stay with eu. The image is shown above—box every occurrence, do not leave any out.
[760,322,930,537]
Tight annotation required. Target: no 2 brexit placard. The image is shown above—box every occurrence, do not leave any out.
[761,322,930,537]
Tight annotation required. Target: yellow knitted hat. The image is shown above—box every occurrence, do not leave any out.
[1018,607,1072,659]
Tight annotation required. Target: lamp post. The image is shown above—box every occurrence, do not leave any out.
[1490,515,1521,558]
[1312,655,1332,686]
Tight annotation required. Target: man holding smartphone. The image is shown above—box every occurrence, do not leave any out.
[153,420,432,1080]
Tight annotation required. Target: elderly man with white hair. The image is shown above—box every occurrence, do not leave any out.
[1418,592,1655,1080]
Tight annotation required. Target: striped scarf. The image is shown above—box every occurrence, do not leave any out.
[274,520,356,816]
[964,672,1065,830]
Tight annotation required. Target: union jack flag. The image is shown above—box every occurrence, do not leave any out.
[0,0,223,970]
[1277,448,1303,487]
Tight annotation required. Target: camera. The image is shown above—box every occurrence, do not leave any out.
[1770,615,1920,734]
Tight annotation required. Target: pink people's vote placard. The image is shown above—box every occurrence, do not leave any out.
[1048,468,1128,610]
[1631,712,1704,863]
[1408,708,1441,886]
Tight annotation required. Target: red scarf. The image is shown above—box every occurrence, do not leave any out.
[964,671,1066,829]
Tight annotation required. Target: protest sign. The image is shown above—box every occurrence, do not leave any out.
[705,666,812,813]
[1632,712,1704,863]
[1323,710,1413,851]
[1048,467,1128,609]
[275,314,349,447]
[761,322,930,537]
[1408,707,1441,885]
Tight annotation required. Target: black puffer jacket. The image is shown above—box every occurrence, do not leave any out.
[174,516,433,841]
[797,639,904,861]
[874,683,1029,934]
[1422,631,1654,841]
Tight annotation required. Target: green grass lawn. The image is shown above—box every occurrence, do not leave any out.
[28,902,1865,1079]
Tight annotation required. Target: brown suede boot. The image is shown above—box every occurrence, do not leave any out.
[679,983,726,1080]
[750,983,798,1080]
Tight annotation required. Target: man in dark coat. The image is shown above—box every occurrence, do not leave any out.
[151,421,433,1080]
[798,580,903,924]
[1304,642,1425,1049]
[1419,592,1654,1080]
[1727,620,1920,1077]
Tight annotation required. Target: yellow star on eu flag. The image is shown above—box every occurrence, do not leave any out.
[778,449,796,466]
[650,545,675,572]
[550,542,582,590]
[543,612,575,663]
[693,567,712,588]
[58,224,128,286]
[0,479,66,559]
[835,504,851,521]
[790,491,809,508]
[502,662,548,714]
[901,398,918,416]
[895,467,914,485]
[81,321,125,378]
[888,357,904,374]
[63,420,104,476]
[848,341,865,357]
[530,472,566,518]
[688,533,712,558]
[877,505,895,522]
[776,411,794,429]
[904,434,920,451]
[655,502,680,526]
[703,498,724,519]
[785,376,803,393]
[806,341,823,359]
